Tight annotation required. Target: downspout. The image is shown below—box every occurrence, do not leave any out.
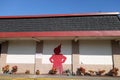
[111,40,115,68]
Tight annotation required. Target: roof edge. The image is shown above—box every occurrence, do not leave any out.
[0,12,119,19]
[0,31,120,38]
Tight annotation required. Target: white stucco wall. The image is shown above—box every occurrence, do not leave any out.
[42,40,72,64]
[7,40,36,64]
[79,40,112,65]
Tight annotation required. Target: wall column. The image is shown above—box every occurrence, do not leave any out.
[111,40,120,76]
[72,40,79,73]
[0,41,8,73]
[35,41,43,74]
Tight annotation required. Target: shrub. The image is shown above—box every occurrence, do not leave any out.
[76,67,86,76]
[88,70,95,76]
[11,66,18,74]
[2,65,10,74]
[25,70,30,74]
[36,70,40,75]
[107,67,119,76]
[49,68,57,74]
[96,70,105,76]
[63,69,72,76]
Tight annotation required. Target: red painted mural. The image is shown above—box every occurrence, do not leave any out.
[49,44,66,74]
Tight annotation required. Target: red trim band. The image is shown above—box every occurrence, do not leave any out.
[0,31,120,38]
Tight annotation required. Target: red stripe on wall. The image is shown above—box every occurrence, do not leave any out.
[0,31,120,38]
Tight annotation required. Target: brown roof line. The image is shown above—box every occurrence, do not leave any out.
[0,12,119,19]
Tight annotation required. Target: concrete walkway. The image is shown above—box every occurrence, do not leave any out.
[0,74,120,80]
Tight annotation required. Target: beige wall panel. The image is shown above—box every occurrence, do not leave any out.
[113,54,120,76]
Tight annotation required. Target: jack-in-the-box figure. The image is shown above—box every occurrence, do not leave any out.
[49,44,66,74]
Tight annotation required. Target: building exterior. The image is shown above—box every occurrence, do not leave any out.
[0,12,120,75]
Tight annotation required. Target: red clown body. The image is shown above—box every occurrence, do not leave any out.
[49,44,66,74]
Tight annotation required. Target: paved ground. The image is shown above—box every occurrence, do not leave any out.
[0,74,120,80]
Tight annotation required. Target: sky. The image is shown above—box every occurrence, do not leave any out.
[0,0,120,16]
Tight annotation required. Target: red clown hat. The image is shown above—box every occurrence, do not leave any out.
[54,44,61,55]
